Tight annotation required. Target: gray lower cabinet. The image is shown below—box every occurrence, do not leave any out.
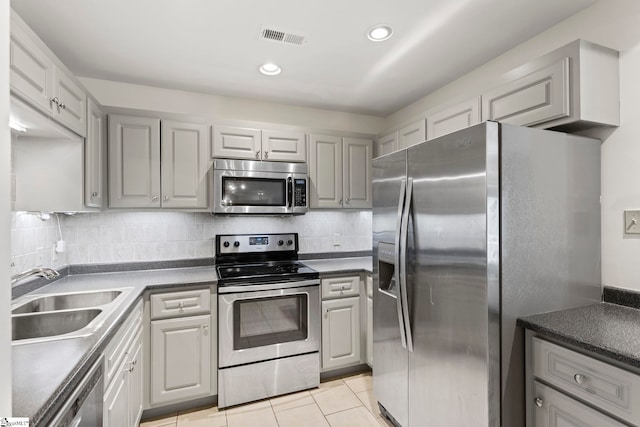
[527,334,640,427]
[321,275,363,371]
[533,382,625,427]
[148,288,213,407]
[103,300,144,427]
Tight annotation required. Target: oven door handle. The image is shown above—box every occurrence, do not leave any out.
[219,279,320,293]
[287,177,293,208]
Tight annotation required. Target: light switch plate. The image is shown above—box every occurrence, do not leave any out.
[624,210,640,234]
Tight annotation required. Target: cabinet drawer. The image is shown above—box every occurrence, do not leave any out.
[321,276,360,299]
[533,381,626,427]
[533,337,640,425]
[103,299,143,388]
[150,289,210,320]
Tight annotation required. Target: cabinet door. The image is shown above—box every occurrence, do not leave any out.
[150,315,211,405]
[85,98,103,208]
[9,22,54,115]
[212,125,261,160]
[322,297,361,371]
[398,120,426,149]
[343,138,372,209]
[533,382,625,427]
[367,296,373,367]
[108,115,161,208]
[262,130,306,162]
[309,134,343,209]
[375,131,398,158]
[103,368,128,427]
[53,69,87,137]
[482,58,570,127]
[427,98,481,140]
[128,331,143,427]
[161,120,210,209]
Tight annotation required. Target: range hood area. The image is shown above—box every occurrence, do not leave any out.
[10,96,86,213]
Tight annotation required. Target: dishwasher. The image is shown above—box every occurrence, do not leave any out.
[48,356,104,427]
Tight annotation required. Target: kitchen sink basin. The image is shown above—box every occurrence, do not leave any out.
[12,309,102,341]
[12,290,123,314]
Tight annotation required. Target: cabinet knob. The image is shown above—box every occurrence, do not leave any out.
[345,198,350,204]
[91,192,98,197]
[152,195,159,202]
[50,97,60,107]
[202,324,209,336]
[178,301,184,312]
[163,196,169,202]
[339,199,343,204]
[264,151,269,159]
[256,150,261,159]
[574,374,588,384]
[60,102,66,110]
[534,398,543,408]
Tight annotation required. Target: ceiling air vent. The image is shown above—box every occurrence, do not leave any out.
[260,26,305,46]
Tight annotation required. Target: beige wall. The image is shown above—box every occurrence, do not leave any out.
[383,0,640,291]
[1,0,13,413]
[80,77,385,135]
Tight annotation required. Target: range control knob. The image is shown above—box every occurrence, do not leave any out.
[223,241,230,248]
[287,239,293,246]
[233,241,240,247]
[278,240,284,246]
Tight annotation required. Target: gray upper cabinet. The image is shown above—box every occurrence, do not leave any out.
[10,11,87,137]
[343,137,373,209]
[309,134,343,209]
[161,121,210,209]
[375,131,398,158]
[482,40,619,131]
[309,135,372,209]
[108,115,161,208]
[261,130,306,162]
[212,125,306,162]
[85,98,104,208]
[426,97,481,140]
[397,119,426,149]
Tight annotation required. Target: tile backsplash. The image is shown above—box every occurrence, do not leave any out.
[10,211,372,274]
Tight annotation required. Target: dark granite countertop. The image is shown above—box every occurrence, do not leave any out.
[518,302,640,369]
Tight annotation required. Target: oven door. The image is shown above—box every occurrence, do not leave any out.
[213,168,292,215]
[218,283,320,367]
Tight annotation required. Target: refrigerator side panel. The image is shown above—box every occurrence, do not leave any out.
[407,123,493,427]
[500,124,602,427]
[372,150,409,427]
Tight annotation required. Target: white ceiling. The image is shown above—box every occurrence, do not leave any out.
[12,0,597,117]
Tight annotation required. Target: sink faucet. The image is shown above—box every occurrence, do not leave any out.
[11,267,60,286]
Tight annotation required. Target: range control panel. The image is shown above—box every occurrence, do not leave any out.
[217,233,298,254]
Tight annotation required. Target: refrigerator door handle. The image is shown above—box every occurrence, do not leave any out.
[400,177,414,352]
[395,178,408,350]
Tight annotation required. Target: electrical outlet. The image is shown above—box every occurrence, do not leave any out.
[624,210,640,234]
[333,233,342,246]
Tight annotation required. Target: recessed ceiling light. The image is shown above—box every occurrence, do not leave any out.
[259,63,282,76]
[367,25,393,42]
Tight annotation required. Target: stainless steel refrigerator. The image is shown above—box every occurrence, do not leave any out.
[372,121,601,427]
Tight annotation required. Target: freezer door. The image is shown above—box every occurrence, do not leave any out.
[406,122,499,427]
[372,150,409,427]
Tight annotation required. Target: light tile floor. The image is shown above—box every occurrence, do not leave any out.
[140,372,394,427]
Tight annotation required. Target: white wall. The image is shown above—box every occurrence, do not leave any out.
[1,0,13,414]
[384,0,640,291]
[80,77,385,135]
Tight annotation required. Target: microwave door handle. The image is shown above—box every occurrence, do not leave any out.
[287,177,293,208]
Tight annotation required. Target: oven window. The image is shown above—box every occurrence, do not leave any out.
[233,294,308,350]
[222,177,286,206]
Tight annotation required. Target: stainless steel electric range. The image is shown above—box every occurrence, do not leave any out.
[215,233,320,408]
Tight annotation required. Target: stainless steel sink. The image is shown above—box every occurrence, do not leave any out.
[12,290,123,314]
[12,309,102,341]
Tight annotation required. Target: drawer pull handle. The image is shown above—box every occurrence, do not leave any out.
[574,374,588,384]
[179,301,184,312]
[534,398,543,408]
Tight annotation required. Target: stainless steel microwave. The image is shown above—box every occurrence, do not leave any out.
[213,159,309,215]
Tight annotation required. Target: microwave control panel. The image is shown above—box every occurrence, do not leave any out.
[293,179,307,207]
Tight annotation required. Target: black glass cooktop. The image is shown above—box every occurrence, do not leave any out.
[216,261,318,283]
